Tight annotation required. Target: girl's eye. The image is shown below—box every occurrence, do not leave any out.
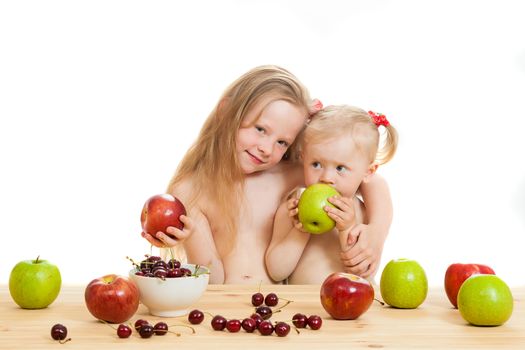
[312,162,321,169]
[277,140,289,147]
[336,165,347,173]
[255,126,265,133]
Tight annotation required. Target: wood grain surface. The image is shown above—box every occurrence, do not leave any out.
[1,284,523,349]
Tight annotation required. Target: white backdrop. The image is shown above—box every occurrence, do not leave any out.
[1,0,524,287]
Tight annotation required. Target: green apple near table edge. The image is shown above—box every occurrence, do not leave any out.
[458,274,513,326]
[298,184,341,234]
[9,256,62,309]
[380,258,428,309]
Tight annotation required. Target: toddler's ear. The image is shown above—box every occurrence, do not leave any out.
[362,163,378,183]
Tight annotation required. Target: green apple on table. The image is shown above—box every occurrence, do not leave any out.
[457,274,513,326]
[9,256,62,309]
[298,183,341,234]
[380,258,428,309]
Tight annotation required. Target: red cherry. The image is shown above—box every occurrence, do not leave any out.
[134,319,149,331]
[307,315,322,330]
[255,306,272,320]
[258,320,274,336]
[251,292,264,306]
[226,319,241,333]
[292,313,308,328]
[153,322,168,335]
[117,324,132,338]
[188,309,205,324]
[264,292,279,306]
[241,318,257,333]
[211,315,227,331]
[274,322,290,337]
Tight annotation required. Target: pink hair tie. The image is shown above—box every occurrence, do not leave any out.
[309,99,323,115]
[368,110,390,127]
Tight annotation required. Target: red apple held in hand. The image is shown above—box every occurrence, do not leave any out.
[141,194,186,238]
[320,272,374,320]
[444,263,495,308]
[84,274,139,323]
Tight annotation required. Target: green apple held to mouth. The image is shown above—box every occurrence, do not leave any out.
[9,256,62,309]
[458,274,513,326]
[380,258,428,309]
[298,184,340,234]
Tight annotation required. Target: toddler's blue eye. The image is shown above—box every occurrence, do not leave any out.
[312,162,321,169]
[336,165,347,172]
[277,140,288,147]
[255,126,265,133]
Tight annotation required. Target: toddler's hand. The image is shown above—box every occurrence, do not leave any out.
[325,195,355,233]
[141,215,193,248]
[287,196,309,233]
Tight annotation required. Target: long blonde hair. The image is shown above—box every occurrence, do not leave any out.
[168,65,311,252]
[302,105,398,165]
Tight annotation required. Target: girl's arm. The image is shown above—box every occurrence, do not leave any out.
[265,197,310,283]
[359,173,393,238]
[181,209,225,284]
[340,173,392,278]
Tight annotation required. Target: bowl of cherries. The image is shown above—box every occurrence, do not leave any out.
[129,255,209,317]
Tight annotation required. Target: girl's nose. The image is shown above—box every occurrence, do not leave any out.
[257,139,273,156]
[319,170,335,184]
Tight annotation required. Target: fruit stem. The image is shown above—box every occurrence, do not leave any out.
[58,338,72,344]
[125,256,140,269]
[275,299,293,311]
[168,324,196,334]
[374,298,385,306]
[35,255,40,264]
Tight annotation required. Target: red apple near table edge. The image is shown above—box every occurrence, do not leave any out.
[320,272,374,320]
[141,194,187,238]
[444,263,495,308]
[84,274,139,323]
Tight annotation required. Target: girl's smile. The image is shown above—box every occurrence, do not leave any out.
[237,99,306,174]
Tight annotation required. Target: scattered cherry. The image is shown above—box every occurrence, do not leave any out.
[255,306,273,320]
[117,324,132,338]
[258,320,274,336]
[50,324,69,342]
[241,318,257,333]
[139,324,154,338]
[211,315,227,331]
[226,319,242,333]
[250,313,263,328]
[134,319,149,331]
[264,292,279,307]
[292,313,308,328]
[307,315,322,330]
[153,322,168,335]
[251,292,264,306]
[188,309,205,324]
[274,322,291,337]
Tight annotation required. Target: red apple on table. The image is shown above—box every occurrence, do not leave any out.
[320,272,374,320]
[444,263,495,308]
[141,194,186,238]
[84,274,139,323]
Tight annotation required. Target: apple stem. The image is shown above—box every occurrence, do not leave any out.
[35,255,40,264]
[374,298,385,306]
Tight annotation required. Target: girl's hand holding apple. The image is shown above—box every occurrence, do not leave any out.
[142,214,194,248]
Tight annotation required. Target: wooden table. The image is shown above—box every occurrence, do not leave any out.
[1,284,524,349]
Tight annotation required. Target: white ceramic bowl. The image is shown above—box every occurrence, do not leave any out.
[129,264,209,317]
